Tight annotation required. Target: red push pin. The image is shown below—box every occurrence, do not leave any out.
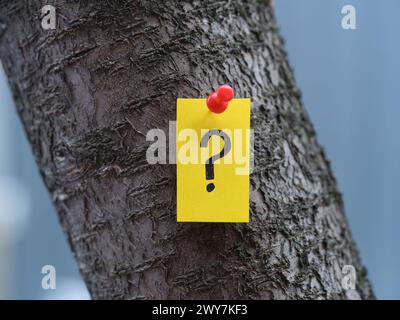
[207,85,234,113]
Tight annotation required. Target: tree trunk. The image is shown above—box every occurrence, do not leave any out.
[0,0,374,299]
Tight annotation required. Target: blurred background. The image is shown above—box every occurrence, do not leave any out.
[0,0,398,299]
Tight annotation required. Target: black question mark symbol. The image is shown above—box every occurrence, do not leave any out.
[200,129,232,192]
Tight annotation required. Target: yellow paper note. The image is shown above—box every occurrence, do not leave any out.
[176,98,251,223]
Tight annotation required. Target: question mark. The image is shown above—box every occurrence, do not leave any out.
[200,129,232,192]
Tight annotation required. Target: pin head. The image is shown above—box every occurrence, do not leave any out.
[207,85,234,113]
[217,85,234,101]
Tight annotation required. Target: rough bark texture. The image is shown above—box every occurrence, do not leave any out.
[0,0,374,299]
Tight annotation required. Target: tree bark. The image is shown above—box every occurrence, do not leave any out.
[0,0,374,299]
